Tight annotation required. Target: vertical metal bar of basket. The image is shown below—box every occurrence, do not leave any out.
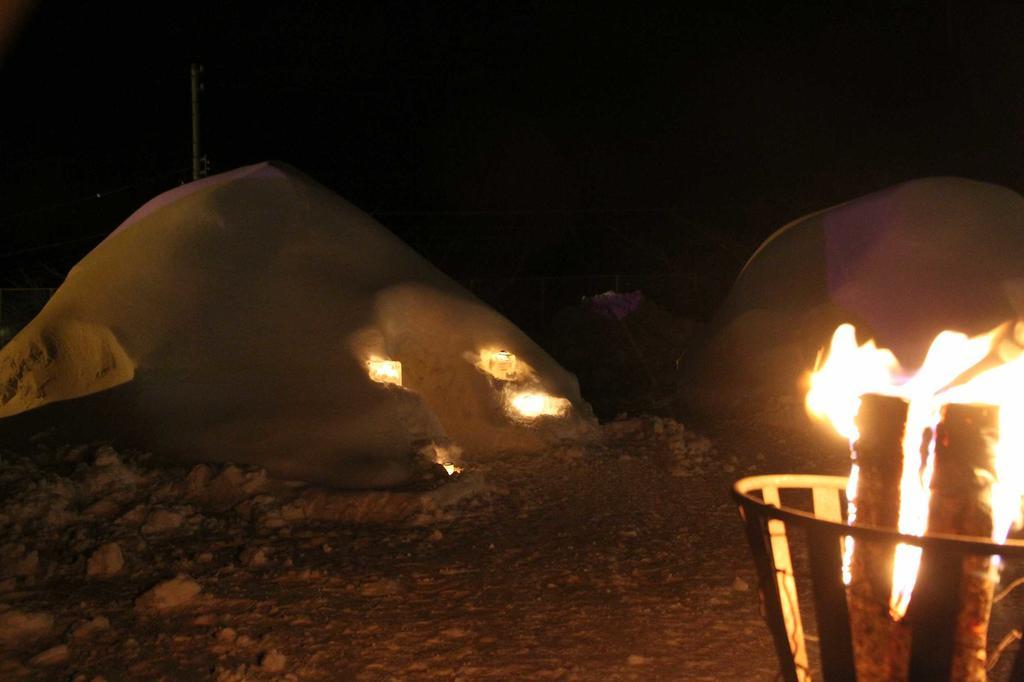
[761,486,810,680]
[738,497,801,682]
[808,486,855,682]
[1008,635,1024,681]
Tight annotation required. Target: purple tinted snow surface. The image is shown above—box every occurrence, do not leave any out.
[822,183,1013,360]
[108,162,288,238]
[589,290,643,320]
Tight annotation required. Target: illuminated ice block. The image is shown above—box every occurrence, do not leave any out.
[367,359,402,386]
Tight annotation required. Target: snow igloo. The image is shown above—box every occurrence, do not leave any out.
[683,177,1024,398]
[0,162,597,487]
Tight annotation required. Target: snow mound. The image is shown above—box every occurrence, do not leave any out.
[0,162,596,487]
[684,177,1024,397]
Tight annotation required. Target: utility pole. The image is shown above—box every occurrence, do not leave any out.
[945,0,954,52]
[190,63,206,180]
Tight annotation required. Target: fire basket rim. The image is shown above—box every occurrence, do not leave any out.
[733,473,1024,556]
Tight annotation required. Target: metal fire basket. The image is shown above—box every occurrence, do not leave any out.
[733,474,1024,682]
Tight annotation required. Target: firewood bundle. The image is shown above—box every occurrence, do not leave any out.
[847,396,1001,681]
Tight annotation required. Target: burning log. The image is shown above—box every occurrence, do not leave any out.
[846,393,913,681]
[908,403,999,681]
[803,323,1024,680]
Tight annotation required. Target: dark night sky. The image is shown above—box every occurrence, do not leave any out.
[3,2,1024,298]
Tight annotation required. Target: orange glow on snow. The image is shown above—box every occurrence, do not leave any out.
[508,391,571,419]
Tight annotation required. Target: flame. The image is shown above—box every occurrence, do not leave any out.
[508,391,571,419]
[889,328,998,615]
[806,322,1018,618]
[940,347,1024,544]
[806,324,901,442]
[842,464,859,585]
[367,358,402,386]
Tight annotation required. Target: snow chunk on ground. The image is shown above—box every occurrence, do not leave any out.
[259,648,287,673]
[239,546,269,568]
[29,643,68,666]
[134,574,201,612]
[0,609,53,647]
[216,627,237,643]
[86,542,124,578]
[141,509,185,534]
[70,616,110,640]
[2,547,38,577]
[359,578,402,597]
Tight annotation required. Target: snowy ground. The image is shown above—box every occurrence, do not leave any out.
[0,403,853,681]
